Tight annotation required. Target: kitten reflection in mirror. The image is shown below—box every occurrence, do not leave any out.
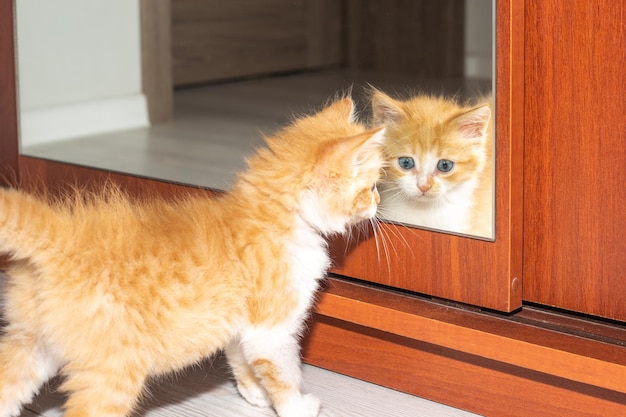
[0,98,386,417]
[371,89,493,238]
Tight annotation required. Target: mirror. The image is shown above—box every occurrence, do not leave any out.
[16,0,493,239]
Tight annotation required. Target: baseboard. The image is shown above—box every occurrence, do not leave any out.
[19,94,149,147]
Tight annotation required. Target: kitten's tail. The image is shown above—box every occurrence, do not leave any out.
[0,187,61,262]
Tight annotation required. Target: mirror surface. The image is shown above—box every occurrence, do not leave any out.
[16,0,494,239]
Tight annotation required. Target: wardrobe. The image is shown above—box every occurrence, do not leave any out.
[1,1,624,415]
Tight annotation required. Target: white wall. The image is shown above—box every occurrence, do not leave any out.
[465,0,494,80]
[16,0,148,147]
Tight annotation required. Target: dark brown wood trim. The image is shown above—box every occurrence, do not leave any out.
[303,313,626,417]
[0,0,19,186]
[310,277,626,395]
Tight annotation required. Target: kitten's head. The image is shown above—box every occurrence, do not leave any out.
[371,90,491,203]
[244,97,386,235]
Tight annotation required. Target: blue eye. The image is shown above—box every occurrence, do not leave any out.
[437,159,454,172]
[398,157,415,170]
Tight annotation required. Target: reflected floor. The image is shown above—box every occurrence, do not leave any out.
[22,69,490,191]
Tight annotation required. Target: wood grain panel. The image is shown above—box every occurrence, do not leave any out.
[524,1,626,321]
[172,0,342,86]
[345,0,464,77]
[0,0,19,186]
[313,278,626,394]
[303,313,626,417]
[330,0,525,312]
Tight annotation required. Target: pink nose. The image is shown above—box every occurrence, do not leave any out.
[419,184,432,193]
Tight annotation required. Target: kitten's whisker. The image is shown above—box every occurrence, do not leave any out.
[375,217,420,258]
[370,217,392,278]
[369,218,381,265]
[374,221,388,276]
[388,222,421,253]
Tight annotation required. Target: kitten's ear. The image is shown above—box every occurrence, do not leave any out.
[318,127,386,176]
[371,90,404,125]
[455,104,491,142]
[323,97,356,122]
[349,126,386,164]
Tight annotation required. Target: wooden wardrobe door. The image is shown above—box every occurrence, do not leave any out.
[524,1,626,321]
[330,0,525,313]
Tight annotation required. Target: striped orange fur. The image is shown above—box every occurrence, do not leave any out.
[0,97,385,417]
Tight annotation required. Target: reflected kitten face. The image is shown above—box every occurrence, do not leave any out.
[388,140,480,201]
[373,92,491,204]
[396,155,455,198]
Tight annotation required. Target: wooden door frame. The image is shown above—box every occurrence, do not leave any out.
[522,0,626,322]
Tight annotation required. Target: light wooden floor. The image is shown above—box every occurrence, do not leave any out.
[19,353,481,417]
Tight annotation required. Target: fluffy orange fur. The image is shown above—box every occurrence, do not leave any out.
[372,90,493,238]
[0,98,385,417]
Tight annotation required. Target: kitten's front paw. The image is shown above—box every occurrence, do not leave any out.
[276,393,321,417]
[235,381,272,408]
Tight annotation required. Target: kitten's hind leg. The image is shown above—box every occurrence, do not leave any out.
[225,339,272,408]
[0,329,60,417]
[238,328,320,417]
[60,359,148,417]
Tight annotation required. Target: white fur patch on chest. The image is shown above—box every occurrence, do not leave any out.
[286,218,330,320]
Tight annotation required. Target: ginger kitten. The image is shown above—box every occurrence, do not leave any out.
[0,98,385,417]
[372,89,493,238]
